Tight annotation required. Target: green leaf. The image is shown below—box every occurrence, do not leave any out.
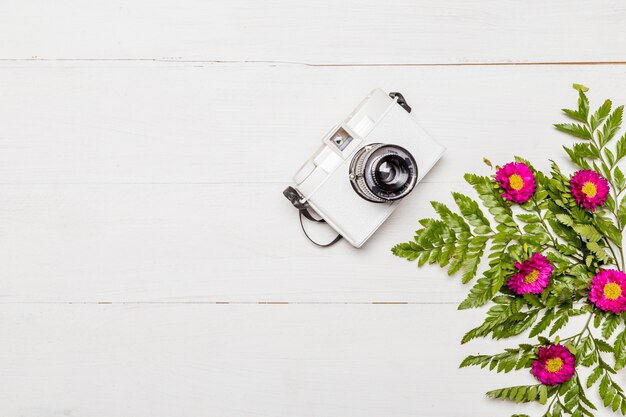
[599,374,610,401]
[391,241,422,261]
[431,201,470,234]
[561,88,590,126]
[563,143,600,168]
[594,338,614,353]
[458,275,493,310]
[539,384,548,405]
[486,384,541,404]
[550,309,571,336]
[573,83,590,93]
[598,106,624,147]
[616,133,626,161]
[612,394,621,412]
[591,99,612,131]
[555,123,593,140]
[460,235,489,283]
[474,225,492,235]
[587,366,603,388]
[562,108,587,123]
[573,224,603,242]
[464,173,516,231]
[614,166,625,190]
[392,218,465,271]
[618,197,626,225]
[460,354,490,368]
[595,216,623,246]
[597,372,626,413]
[460,298,529,343]
[530,310,554,337]
[452,192,491,229]
[461,250,483,284]
[517,214,541,223]
[555,213,574,226]
[587,241,612,263]
[615,329,626,371]
[605,148,616,166]
[602,314,621,339]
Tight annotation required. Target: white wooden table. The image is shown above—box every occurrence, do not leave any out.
[2,1,626,416]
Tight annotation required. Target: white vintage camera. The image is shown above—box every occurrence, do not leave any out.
[284,89,445,247]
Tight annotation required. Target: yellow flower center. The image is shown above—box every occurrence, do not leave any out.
[604,282,622,300]
[509,174,524,191]
[545,357,563,373]
[525,269,540,284]
[581,181,598,198]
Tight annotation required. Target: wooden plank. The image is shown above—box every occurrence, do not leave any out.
[2,1,626,64]
[0,182,478,302]
[0,303,552,417]
[2,63,626,301]
[1,61,625,185]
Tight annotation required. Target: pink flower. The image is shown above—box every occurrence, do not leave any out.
[589,269,626,314]
[507,253,553,295]
[495,162,536,204]
[532,344,576,386]
[570,170,610,211]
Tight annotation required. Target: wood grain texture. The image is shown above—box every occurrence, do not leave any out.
[0,303,553,417]
[0,182,464,302]
[2,62,626,185]
[2,0,626,64]
[1,63,626,304]
[3,1,626,416]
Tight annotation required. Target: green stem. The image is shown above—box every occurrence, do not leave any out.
[586,118,626,270]
[604,237,623,270]
[545,391,560,417]
[557,312,594,346]
[574,313,594,346]
[532,196,560,248]
[543,242,585,263]
[531,196,586,263]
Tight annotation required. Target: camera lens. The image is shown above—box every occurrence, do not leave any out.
[375,155,410,192]
[349,143,418,203]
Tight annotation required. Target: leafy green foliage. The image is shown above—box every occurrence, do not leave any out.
[486,384,544,404]
[460,344,535,372]
[615,329,626,371]
[392,85,626,416]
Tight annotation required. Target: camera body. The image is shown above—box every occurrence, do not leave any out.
[286,89,445,247]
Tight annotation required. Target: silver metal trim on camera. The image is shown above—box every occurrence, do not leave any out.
[349,143,418,203]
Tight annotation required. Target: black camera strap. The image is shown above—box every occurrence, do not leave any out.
[284,186,342,247]
[298,207,343,247]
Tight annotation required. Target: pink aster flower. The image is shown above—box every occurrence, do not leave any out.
[589,269,626,314]
[495,162,536,204]
[570,170,610,211]
[507,252,553,295]
[532,344,576,386]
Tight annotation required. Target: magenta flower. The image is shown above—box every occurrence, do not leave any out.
[589,269,626,314]
[507,253,553,295]
[532,344,576,386]
[495,162,536,204]
[570,170,610,211]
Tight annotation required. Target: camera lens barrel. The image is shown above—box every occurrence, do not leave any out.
[349,143,418,203]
